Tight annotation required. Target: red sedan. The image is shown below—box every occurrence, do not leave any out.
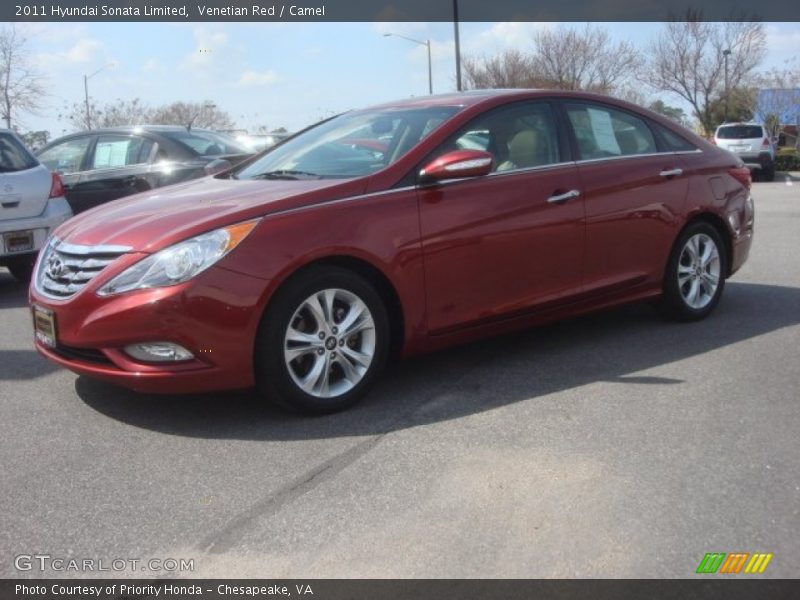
[29,90,754,414]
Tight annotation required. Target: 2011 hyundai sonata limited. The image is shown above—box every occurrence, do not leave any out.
[29,90,754,414]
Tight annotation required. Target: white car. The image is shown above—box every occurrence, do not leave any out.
[713,122,776,181]
[0,130,72,281]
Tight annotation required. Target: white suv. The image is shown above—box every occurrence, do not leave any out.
[714,122,776,181]
[0,130,72,281]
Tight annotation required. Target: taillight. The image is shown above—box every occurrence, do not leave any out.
[728,166,751,190]
[49,172,65,198]
[762,137,770,149]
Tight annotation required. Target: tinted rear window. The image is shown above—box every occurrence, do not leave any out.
[717,126,763,140]
[654,123,698,152]
[0,133,38,172]
[160,130,250,157]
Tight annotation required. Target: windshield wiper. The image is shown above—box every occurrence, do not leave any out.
[250,169,323,180]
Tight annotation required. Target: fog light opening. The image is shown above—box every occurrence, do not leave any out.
[124,342,194,363]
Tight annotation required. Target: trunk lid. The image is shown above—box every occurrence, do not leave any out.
[0,163,53,221]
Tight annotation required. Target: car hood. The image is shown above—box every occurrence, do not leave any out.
[53,175,366,252]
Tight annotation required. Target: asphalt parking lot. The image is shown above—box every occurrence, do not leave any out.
[1,174,798,579]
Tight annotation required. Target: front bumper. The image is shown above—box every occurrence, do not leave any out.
[0,197,72,259]
[29,265,269,394]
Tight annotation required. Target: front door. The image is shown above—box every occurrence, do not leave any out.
[417,101,585,333]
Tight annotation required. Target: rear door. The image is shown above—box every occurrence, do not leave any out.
[417,100,585,333]
[78,134,157,211]
[563,101,690,295]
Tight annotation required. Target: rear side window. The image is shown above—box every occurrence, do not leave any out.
[0,133,38,172]
[566,103,657,159]
[38,137,93,173]
[91,135,155,169]
[716,125,763,140]
[653,123,698,152]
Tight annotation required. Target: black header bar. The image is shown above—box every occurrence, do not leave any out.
[5,0,800,22]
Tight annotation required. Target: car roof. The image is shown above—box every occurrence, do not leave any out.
[717,122,764,128]
[364,89,630,111]
[84,125,223,135]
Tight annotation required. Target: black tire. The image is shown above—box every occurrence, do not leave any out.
[661,222,727,322]
[255,266,390,415]
[5,254,36,283]
[762,164,775,182]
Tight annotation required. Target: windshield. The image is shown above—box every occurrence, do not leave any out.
[235,106,460,180]
[0,133,38,172]
[161,130,251,157]
[717,125,764,140]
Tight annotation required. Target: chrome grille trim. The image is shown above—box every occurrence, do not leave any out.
[35,238,131,300]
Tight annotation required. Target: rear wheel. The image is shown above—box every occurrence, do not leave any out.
[661,222,727,321]
[255,267,390,414]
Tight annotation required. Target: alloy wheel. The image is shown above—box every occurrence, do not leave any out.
[283,288,376,398]
[677,233,721,310]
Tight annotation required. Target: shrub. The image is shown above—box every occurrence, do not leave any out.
[775,153,800,171]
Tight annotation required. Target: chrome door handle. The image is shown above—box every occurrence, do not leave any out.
[659,168,683,178]
[547,189,581,204]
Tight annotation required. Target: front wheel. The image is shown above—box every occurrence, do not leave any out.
[661,222,727,321]
[255,267,390,414]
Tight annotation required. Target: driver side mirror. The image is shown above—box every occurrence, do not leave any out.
[418,150,494,184]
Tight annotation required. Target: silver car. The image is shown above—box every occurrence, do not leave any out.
[714,122,776,181]
[0,130,72,281]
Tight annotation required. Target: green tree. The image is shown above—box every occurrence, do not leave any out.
[648,100,690,127]
[646,16,766,136]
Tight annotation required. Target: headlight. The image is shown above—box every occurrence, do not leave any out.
[97,220,259,296]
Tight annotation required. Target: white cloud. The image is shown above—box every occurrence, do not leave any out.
[142,58,166,74]
[238,70,280,86]
[35,38,105,66]
[465,22,550,55]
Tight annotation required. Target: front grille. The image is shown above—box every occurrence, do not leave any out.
[36,238,131,299]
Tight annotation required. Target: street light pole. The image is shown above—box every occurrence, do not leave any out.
[83,74,90,129]
[453,0,462,91]
[426,40,433,95]
[83,62,115,130]
[383,33,433,95]
[723,49,731,123]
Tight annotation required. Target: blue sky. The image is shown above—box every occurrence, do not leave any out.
[15,21,800,136]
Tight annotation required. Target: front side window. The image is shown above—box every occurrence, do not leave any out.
[0,133,38,172]
[91,135,155,169]
[434,102,561,173]
[235,106,460,180]
[38,136,93,173]
[566,103,657,159]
